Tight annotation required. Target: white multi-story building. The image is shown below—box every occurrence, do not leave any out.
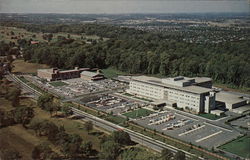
[127,76,215,113]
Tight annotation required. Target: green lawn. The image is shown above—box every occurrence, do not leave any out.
[198,113,226,120]
[219,136,250,159]
[101,67,126,78]
[50,81,68,87]
[123,108,155,119]
[105,115,127,125]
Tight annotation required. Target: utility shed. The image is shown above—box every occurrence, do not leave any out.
[216,91,247,110]
[80,71,105,81]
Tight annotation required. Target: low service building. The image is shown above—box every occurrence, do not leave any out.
[37,67,92,81]
[80,71,105,81]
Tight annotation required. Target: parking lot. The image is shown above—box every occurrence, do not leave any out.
[81,94,145,115]
[24,75,126,98]
[135,110,241,149]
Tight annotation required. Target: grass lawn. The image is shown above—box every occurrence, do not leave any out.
[0,125,58,160]
[12,59,49,73]
[50,81,68,87]
[198,113,226,120]
[101,67,126,78]
[105,115,127,125]
[123,108,155,119]
[218,135,250,159]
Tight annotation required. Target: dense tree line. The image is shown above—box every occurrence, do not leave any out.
[1,22,249,88]
[23,33,250,88]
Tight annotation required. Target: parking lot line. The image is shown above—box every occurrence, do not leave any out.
[178,125,206,136]
[195,131,223,143]
[175,112,198,121]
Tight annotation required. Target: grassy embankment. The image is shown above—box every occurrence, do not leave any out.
[0,97,105,160]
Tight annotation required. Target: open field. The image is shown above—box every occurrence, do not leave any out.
[123,108,155,119]
[0,26,106,44]
[218,135,250,159]
[0,26,47,43]
[12,59,50,73]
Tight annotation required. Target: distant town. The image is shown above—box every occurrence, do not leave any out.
[0,13,249,160]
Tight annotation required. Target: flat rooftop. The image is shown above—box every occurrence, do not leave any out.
[37,68,55,74]
[132,76,213,94]
[216,91,246,104]
[194,77,212,83]
[231,105,250,114]
[81,71,102,77]
[38,68,89,74]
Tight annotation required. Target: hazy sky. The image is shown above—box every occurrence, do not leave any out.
[0,0,249,14]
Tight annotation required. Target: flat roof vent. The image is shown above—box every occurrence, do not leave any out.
[173,76,184,81]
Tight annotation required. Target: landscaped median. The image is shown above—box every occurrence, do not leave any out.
[49,81,68,87]
[123,108,155,119]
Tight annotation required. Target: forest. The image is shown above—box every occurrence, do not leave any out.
[1,23,250,88]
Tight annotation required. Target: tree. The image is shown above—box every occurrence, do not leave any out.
[161,148,173,160]
[112,130,132,145]
[99,140,120,160]
[0,67,4,80]
[84,121,93,134]
[81,141,93,157]
[13,106,34,127]
[32,143,58,160]
[37,94,54,110]
[174,151,186,160]
[5,87,21,107]
[61,105,73,117]
[62,134,83,157]
[2,149,21,160]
